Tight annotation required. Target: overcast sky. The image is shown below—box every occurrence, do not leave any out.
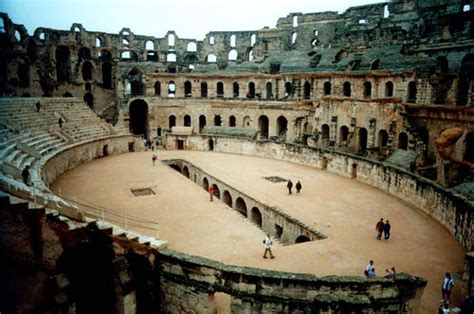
[2,0,383,40]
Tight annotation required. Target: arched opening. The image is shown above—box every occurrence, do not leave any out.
[229,116,236,127]
[78,47,91,61]
[243,116,251,128]
[168,81,176,97]
[343,81,351,97]
[247,82,255,98]
[385,81,394,97]
[235,197,247,217]
[358,128,368,153]
[208,138,214,151]
[166,52,176,63]
[199,115,206,132]
[323,82,331,96]
[154,81,161,96]
[207,54,217,63]
[258,115,269,139]
[201,82,208,98]
[184,81,192,97]
[83,92,94,109]
[131,81,144,96]
[129,99,148,136]
[266,82,273,99]
[168,115,176,129]
[456,54,474,106]
[295,235,311,244]
[464,132,474,163]
[276,116,288,139]
[100,50,112,89]
[377,129,388,148]
[303,81,311,99]
[398,132,408,150]
[214,115,222,126]
[202,178,209,191]
[251,34,256,46]
[407,81,417,103]
[416,127,430,162]
[339,126,349,144]
[82,61,93,81]
[56,46,70,83]
[217,82,224,98]
[228,49,237,61]
[251,207,262,228]
[233,82,240,98]
[187,42,197,52]
[363,81,372,98]
[284,82,292,97]
[182,166,190,178]
[184,115,191,127]
[321,124,330,147]
[211,184,220,199]
[223,191,232,207]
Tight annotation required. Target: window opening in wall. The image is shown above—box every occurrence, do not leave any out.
[230,34,236,47]
[277,116,288,139]
[311,38,318,48]
[363,81,372,98]
[407,81,417,103]
[248,82,255,98]
[249,49,254,61]
[463,4,470,12]
[266,82,273,99]
[321,124,330,147]
[168,81,176,97]
[209,36,215,45]
[314,30,319,36]
[359,19,367,24]
[293,15,298,27]
[343,81,351,97]
[121,50,131,60]
[125,82,131,95]
[358,128,368,154]
[378,130,388,148]
[228,49,237,61]
[285,82,292,97]
[154,81,161,96]
[169,115,176,129]
[187,42,197,52]
[145,40,154,50]
[384,4,390,18]
[251,207,262,228]
[207,54,217,63]
[199,115,206,132]
[184,81,192,97]
[385,81,394,97]
[258,115,269,139]
[201,82,208,98]
[243,116,251,127]
[177,140,184,150]
[217,82,224,97]
[398,132,408,150]
[303,81,311,99]
[74,26,80,33]
[214,115,222,126]
[189,64,195,70]
[251,33,256,46]
[275,224,283,239]
[168,33,175,46]
[82,61,93,81]
[167,52,176,62]
[229,116,236,127]
[324,82,331,95]
[291,32,297,45]
[14,30,21,42]
[233,82,239,98]
[122,38,129,46]
[371,59,380,70]
[184,115,191,126]
[340,126,349,144]
[147,51,158,62]
[39,32,45,40]
[96,37,102,47]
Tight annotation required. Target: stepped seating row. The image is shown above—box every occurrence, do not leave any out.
[62,123,111,142]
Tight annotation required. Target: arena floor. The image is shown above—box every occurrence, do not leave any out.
[50,150,466,313]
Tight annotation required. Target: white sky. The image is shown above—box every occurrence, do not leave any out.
[1,0,383,40]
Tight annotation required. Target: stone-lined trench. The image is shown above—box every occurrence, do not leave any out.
[163,159,326,244]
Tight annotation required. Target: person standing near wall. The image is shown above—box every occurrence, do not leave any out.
[263,234,275,259]
[208,185,214,201]
[287,179,293,195]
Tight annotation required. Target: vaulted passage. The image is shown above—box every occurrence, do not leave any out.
[235,197,247,217]
[56,46,70,83]
[258,115,269,139]
[129,99,148,136]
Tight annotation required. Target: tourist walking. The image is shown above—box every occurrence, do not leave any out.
[21,165,30,185]
[375,218,384,240]
[383,220,391,240]
[295,180,302,194]
[441,273,454,304]
[208,185,214,201]
[262,234,275,259]
[287,179,293,195]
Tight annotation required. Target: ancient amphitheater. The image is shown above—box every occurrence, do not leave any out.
[0,1,473,313]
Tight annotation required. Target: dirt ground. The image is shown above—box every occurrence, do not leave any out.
[50,150,466,313]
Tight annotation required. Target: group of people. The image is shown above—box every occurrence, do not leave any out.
[375,218,391,240]
[144,138,155,151]
[364,260,396,279]
[286,179,302,195]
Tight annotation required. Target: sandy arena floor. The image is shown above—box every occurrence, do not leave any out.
[50,150,466,313]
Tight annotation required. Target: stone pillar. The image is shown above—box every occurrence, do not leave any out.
[368,118,376,148]
[330,116,337,146]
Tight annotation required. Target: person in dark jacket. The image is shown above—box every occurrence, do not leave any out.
[286,179,293,195]
[295,180,302,194]
[21,165,30,185]
[383,220,391,240]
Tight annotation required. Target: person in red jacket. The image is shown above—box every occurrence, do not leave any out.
[375,218,384,240]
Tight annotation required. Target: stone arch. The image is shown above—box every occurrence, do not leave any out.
[248,82,255,98]
[228,49,238,61]
[295,235,311,244]
[214,115,222,126]
[284,82,292,97]
[56,46,70,83]
[258,115,269,139]
[464,131,474,163]
[82,61,93,81]
[363,81,372,98]
[83,92,94,109]
[378,129,388,148]
[184,115,191,127]
[207,54,217,63]
[456,54,474,106]
[217,82,224,97]
[168,81,176,97]
[266,82,273,99]
[184,81,192,97]
[233,82,240,98]
[251,207,262,228]
[187,42,197,52]
[201,82,208,98]
[407,81,417,103]
[235,197,247,217]
[223,191,232,207]
[199,115,206,132]
[276,116,288,139]
[129,99,148,136]
[211,184,220,198]
[358,128,368,153]
[182,166,190,178]
[168,115,176,129]
[323,81,331,96]
[243,116,251,128]
[208,138,214,151]
[321,124,330,147]
[398,132,408,150]
[343,81,351,97]
[154,81,161,96]
[371,59,381,70]
[303,81,311,99]
[229,116,236,127]
[385,81,394,97]
[202,177,209,191]
[339,125,349,144]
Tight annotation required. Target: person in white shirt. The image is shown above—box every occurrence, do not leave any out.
[442,273,454,304]
[263,234,275,259]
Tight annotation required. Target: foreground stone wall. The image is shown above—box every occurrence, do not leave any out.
[165,134,474,250]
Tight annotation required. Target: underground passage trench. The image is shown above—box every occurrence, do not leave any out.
[163,159,326,245]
